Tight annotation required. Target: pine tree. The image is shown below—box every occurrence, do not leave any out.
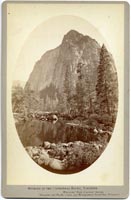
[96,44,118,120]
[63,64,75,113]
[84,64,94,115]
[76,62,86,115]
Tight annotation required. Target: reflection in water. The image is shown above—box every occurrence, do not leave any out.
[16,119,97,147]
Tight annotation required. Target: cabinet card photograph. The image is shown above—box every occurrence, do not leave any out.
[1,1,129,198]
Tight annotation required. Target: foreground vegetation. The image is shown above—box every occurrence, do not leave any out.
[26,138,108,173]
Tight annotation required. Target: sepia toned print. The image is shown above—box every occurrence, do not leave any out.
[12,29,118,174]
[2,1,129,198]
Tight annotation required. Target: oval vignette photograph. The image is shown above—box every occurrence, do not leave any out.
[12,16,118,174]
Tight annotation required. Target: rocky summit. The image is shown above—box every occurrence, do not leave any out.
[25,30,101,111]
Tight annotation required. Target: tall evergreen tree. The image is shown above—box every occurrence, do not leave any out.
[84,64,94,114]
[76,62,86,115]
[63,64,75,113]
[96,44,118,118]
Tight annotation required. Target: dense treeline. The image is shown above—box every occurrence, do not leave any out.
[12,44,118,131]
[12,83,43,115]
[57,44,118,129]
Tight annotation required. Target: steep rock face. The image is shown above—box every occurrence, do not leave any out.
[52,30,101,91]
[25,30,101,110]
[26,46,60,91]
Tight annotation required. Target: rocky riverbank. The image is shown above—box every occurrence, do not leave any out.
[25,140,106,173]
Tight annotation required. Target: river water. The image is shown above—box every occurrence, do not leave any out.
[16,118,97,147]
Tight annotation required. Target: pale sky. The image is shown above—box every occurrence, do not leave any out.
[13,15,109,83]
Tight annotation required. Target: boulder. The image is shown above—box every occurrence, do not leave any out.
[52,114,58,121]
[32,147,39,156]
[68,142,73,147]
[38,152,50,165]
[49,158,66,170]
[50,143,56,149]
[33,155,39,162]
[43,141,51,149]
[62,143,68,148]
